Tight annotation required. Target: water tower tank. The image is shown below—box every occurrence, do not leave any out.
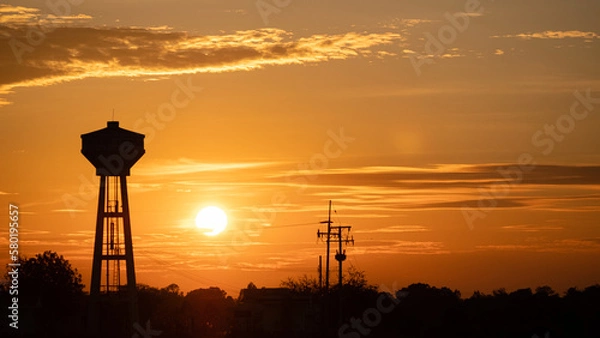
[81,121,145,176]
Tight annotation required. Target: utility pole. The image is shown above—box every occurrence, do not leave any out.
[316,201,355,327]
[317,200,333,291]
[332,225,353,289]
[317,201,354,291]
[318,255,323,289]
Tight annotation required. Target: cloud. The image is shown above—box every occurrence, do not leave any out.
[415,198,527,210]
[137,158,280,176]
[284,164,600,189]
[0,4,91,27]
[123,162,600,219]
[52,208,87,213]
[500,224,564,232]
[400,46,466,60]
[354,225,430,234]
[476,238,600,253]
[234,261,290,272]
[402,18,437,26]
[379,18,438,33]
[0,5,40,26]
[277,163,600,212]
[492,30,600,40]
[352,239,449,255]
[0,18,402,105]
[463,12,484,18]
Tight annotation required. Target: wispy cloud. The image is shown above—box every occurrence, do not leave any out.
[137,158,280,176]
[500,224,564,232]
[276,164,600,213]
[286,164,600,189]
[353,239,449,255]
[381,18,438,30]
[52,208,87,213]
[0,15,402,105]
[476,238,600,253]
[492,30,600,40]
[354,225,430,234]
[463,12,484,18]
[0,4,91,27]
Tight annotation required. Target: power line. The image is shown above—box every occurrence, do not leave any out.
[266,222,316,229]
[136,249,239,292]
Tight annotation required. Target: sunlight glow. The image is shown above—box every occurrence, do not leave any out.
[195,206,228,236]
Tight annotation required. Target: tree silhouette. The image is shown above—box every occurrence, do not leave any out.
[281,274,321,295]
[8,251,84,306]
[340,266,375,291]
[1,251,85,336]
[137,283,186,338]
[182,287,235,337]
[281,267,377,296]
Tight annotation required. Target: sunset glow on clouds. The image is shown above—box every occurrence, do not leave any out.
[1,0,599,297]
[493,30,600,40]
[0,5,402,106]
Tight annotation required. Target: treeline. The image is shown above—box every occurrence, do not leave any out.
[2,252,600,337]
[136,283,235,337]
[262,273,600,338]
[333,282,600,338]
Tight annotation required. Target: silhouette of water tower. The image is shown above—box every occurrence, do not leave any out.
[81,121,144,336]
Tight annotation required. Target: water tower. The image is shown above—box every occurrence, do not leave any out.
[81,121,144,336]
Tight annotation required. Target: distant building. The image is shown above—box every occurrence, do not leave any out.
[233,287,321,338]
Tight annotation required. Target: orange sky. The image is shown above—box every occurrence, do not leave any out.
[1,0,600,298]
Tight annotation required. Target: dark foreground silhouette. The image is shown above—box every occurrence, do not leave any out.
[2,252,600,337]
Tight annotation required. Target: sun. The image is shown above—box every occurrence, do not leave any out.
[195,206,228,236]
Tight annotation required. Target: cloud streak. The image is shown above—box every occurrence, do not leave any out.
[274,163,600,213]
[137,158,280,177]
[0,4,92,27]
[476,238,600,254]
[0,17,402,105]
[492,30,600,40]
[352,240,449,255]
[284,164,600,189]
[354,225,430,234]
